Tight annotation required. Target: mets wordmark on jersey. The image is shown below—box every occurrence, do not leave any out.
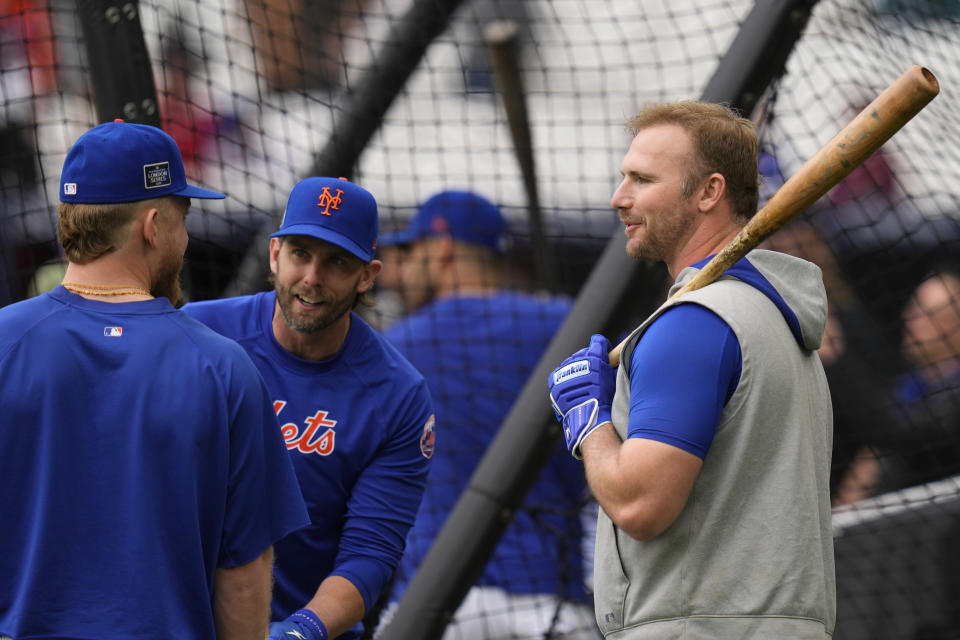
[274,400,337,456]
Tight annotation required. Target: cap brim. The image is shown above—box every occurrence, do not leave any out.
[270,225,373,262]
[378,229,417,247]
[176,184,226,199]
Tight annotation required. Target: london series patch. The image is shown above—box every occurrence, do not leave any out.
[143,162,172,189]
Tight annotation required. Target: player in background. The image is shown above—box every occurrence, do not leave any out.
[548,101,835,638]
[379,190,597,638]
[183,176,435,640]
[0,120,308,640]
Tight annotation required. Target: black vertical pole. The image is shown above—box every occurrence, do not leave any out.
[76,0,160,126]
[379,1,818,638]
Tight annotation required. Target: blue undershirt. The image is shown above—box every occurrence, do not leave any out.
[628,303,742,459]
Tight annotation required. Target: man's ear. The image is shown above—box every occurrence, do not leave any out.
[269,237,282,275]
[432,233,455,265]
[698,173,726,213]
[141,206,161,248]
[358,259,383,294]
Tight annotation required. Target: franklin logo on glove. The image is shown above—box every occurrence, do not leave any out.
[547,334,616,459]
[553,359,590,385]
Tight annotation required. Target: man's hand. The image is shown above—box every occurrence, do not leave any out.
[548,333,616,459]
[267,609,328,640]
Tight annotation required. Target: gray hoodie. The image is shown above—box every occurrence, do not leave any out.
[595,249,836,639]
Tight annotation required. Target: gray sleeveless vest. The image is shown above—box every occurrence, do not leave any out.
[593,251,836,639]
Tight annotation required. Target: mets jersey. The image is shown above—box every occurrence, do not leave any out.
[183,292,434,638]
[383,292,590,603]
[0,287,308,640]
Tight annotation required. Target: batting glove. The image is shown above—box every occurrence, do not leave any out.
[268,609,328,640]
[548,333,616,459]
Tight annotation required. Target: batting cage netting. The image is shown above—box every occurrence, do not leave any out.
[2,0,959,638]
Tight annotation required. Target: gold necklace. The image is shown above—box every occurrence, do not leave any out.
[62,282,152,297]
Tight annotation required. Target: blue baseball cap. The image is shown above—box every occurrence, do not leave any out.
[380,190,506,253]
[60,119,225,203]
[270,176,379,262]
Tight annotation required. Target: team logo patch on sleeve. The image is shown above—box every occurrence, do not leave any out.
[420,414,436,459]
[143,162,172,189]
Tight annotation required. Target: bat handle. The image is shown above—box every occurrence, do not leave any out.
[608,340,625,367]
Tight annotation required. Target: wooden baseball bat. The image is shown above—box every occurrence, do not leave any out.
[485,19,557,292]
[608,65,940,367]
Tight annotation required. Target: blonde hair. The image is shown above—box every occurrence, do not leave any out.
[627,101,760,220]
[57,200,142,264]
[57,197,178,264]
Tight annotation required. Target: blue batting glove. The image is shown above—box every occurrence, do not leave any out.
[268,609,328,640]
[548,334,616,459]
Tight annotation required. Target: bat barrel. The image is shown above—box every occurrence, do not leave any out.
[486,19,558,292]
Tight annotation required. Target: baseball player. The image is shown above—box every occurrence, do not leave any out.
[0,120,308,640]
[182,176,435,640]
[548,101,835,638]
[379,190,597,638]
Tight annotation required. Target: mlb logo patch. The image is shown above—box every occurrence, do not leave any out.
[143,162,172,189]
[63,183,77,195]
[103,326,123,337]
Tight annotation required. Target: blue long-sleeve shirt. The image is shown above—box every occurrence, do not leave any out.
[184,292,434,638]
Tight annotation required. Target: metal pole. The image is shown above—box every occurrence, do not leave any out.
[76,0,161,126]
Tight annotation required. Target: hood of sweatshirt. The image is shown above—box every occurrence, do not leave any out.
[673,248,828,352]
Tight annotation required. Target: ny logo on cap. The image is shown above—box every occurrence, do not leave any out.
[316,187,343,216]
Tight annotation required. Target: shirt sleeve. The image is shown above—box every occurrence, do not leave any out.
[627,303,741,459]
[219,349,310,567]
[329,380,435,611]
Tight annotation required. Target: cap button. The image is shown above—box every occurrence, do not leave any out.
[338,176,349,181]
[114,118,124,122]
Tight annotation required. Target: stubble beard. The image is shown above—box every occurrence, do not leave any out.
[401,279,435,314]
[275,282,356,334]
[625,205,698,263]
[152,252,183,305]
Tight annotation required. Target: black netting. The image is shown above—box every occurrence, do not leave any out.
[2,1,959,638]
